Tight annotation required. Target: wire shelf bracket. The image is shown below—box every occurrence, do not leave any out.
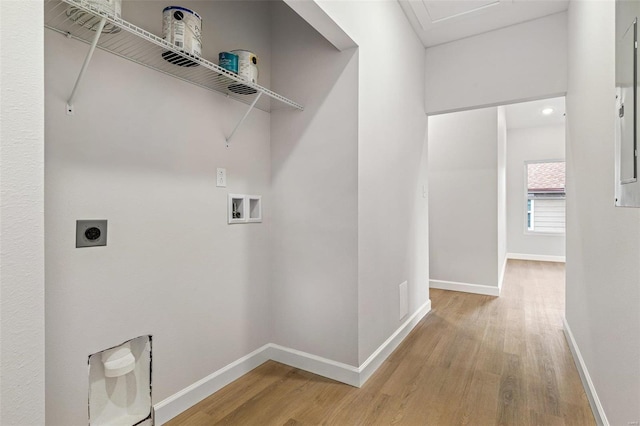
[45,0,304,142]
[65,16,106,115]
[226,92,262,147]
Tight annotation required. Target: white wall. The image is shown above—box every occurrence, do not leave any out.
[428,107,500,288]
[507,125,565,258]
[42,3,430,424]
[0,2,46,425]
[270,2,359,365]
[565,1,640,424]
[317,0,430,365]
[425,12,568,115]
[45,2,273,424]
[497,106,507,283]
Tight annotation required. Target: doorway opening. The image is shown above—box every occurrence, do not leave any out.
[427,96,566,297]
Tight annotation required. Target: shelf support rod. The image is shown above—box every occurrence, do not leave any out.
[66,17,107,114]
[226,91,263,147]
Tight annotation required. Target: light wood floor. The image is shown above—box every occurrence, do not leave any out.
[166,260,594,425]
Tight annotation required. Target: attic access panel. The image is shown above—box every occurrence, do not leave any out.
[408,0,502,30]
[424,0,499,23]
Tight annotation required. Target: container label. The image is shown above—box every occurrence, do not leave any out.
[219,53,238,73]
[162,8,201,56]
[174,21,184,48]
[186,21,201,56]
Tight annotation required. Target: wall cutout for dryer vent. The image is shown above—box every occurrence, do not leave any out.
[88,335,152,426]
[228,194,262,224]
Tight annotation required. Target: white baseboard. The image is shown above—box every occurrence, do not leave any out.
[562,318,609,426]
[268,299,432,387]
[267,344,360,387]
[498,256,508,294]
[507,252,566,263]
[430,279,500,296]
[153,345,271,425]
[358,299,431,386]
[154,300,432,424]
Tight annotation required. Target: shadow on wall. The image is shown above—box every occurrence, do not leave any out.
[269,1,360,365]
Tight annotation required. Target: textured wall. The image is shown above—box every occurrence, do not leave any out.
[565,0,640,423]
[270,2,359,365]
[0,1,46,424]
[45,2,273,424]
[428,108,500,287]
[425,12,567,114]
[318,0,430,365]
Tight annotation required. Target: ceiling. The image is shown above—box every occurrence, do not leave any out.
[398,0,569,47]
[504,96,565,130]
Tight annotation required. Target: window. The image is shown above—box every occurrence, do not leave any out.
[527,199,534,231]
[526,161,566,234]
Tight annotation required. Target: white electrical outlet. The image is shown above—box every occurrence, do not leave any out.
[216,168,227,187]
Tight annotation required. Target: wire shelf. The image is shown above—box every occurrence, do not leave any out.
[44,0,304,113]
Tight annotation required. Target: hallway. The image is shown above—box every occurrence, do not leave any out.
[167,260,594,425]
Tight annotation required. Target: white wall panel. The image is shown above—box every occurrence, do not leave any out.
[425,12,567,114]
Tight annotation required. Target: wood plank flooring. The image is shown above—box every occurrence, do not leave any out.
[166,260,594,425]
